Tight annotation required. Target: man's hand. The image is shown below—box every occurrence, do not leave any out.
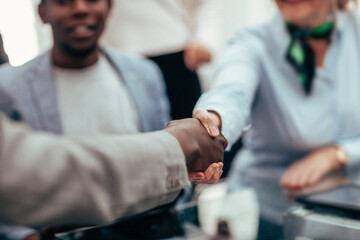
[190,109,223,184]
[281,146,345,190]
[184,42,212,71]
[164,118,227,172]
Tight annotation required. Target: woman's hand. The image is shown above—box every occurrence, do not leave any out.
[190,109,224,184]
[193,108,221,137]
[24,233,40,240]
[281,146,345,190]
[188,162,223,184]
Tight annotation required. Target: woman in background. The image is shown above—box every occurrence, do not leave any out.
[194,0,360,238]
[102,0,220,120]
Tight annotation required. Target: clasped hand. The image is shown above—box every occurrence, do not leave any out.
[164,118,227,184]
[190,109,224,184]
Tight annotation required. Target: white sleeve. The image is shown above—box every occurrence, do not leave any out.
[195,30,262,147]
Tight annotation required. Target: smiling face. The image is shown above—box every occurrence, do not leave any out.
[39,0,112,57]
[275,0,333,28]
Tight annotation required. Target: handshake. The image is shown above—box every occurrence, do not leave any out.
[164,109,227,184]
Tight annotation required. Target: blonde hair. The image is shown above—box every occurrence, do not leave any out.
[338,0,358,10]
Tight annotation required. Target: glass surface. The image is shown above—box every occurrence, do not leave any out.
[54,171,360,240]
[297,184,360,212]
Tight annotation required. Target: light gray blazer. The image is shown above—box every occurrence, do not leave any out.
[0,47,170,133]
[0,114,188,227]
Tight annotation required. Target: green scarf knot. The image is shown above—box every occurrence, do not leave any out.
[285,21,334,94]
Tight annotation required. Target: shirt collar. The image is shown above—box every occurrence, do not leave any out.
[271,10,349,58]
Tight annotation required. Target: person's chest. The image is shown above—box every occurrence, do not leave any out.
[251,34,360,152]
[54,61,141,137]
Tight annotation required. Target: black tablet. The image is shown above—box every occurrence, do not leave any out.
[296,184,360,215]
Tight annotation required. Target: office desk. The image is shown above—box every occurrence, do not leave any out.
[284,206,360,240]
[55,202,220,240]
[54,169,360,240]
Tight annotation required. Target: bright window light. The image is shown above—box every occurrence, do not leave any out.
[0,0,40,66]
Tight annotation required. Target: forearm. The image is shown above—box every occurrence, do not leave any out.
[194,36,261,146]
[0,115,188,227]
[195,90,251,147]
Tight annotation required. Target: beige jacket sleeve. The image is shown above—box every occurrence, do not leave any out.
[0,114,189,227]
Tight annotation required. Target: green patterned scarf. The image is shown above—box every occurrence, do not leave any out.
[286,21,334,94]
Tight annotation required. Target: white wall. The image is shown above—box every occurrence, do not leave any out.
[222,0,275,48]
[0,0,40,66]
[199,0,275,91]
[0,0,275,68]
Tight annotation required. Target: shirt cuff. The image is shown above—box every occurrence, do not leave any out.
[337,138,360,168]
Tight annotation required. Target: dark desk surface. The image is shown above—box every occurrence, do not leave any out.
[55,169,360,240]
[55,202,218,240]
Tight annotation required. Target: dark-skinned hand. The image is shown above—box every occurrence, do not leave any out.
[164,118,227,173]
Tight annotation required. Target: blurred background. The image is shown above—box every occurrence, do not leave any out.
[2,1,360,239]
[0,0,275,89]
